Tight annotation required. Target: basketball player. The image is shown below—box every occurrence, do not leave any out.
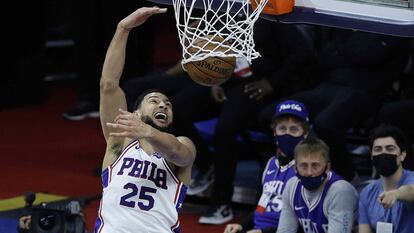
[224,100,310,233]
[94,7,196,233]
[276,138,358,233]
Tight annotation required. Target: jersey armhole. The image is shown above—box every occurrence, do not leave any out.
[162,158,181,184]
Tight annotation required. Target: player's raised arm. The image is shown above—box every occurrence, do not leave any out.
[99,7,167,142]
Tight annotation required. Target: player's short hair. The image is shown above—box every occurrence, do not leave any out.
[369,123,408,153]
[294,138,330,162]
[133,89,169,110]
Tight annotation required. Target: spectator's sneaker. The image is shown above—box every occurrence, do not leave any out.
[187,166,214,195]
[198,204,233,224]
[63,101,99,121]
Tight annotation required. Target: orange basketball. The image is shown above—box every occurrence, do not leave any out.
[183,35,236,87]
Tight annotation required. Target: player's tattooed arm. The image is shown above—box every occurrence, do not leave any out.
[111,143,123,158]
[102,140,125,170]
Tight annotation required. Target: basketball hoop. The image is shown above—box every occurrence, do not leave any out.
[172,0,270,65]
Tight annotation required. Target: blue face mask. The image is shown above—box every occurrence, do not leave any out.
[275,134,304,165]
[296,169,327,191]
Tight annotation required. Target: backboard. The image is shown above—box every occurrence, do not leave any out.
[147,0,414,37]
[269,0,414,37]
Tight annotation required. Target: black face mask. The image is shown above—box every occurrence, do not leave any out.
[372,153,399,177]
[296,167,328,191]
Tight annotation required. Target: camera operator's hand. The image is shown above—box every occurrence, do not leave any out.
[19,216,31,230]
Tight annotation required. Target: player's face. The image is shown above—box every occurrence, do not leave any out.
[296,152,329,177]
[372,137,405,165]
[138,92,173,130]
[273,117,305,137]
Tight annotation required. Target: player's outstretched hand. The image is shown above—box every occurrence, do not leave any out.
[118,7,167,31]
[377,190,398,209]
[106,109,152,139]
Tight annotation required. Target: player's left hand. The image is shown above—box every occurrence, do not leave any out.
[244,79,273,101]
[106,109,152,139]
[377,190,398,209]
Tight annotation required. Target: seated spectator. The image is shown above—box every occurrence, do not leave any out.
[259,28,412,181]
[359,124,414,233]
[277,138,358,233]
[223,100,311,233]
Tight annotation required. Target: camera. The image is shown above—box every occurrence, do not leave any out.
[20,192,87,233]
[30,201,86,233]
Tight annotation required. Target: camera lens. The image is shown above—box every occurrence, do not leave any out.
[38,213,57,230]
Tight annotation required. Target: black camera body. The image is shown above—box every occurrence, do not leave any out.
[30,201,86,233]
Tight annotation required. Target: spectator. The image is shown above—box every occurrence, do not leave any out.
[359,124,414,233]
[223,100,310,233]
[259,28,412,181]
[171,20,317,224]
[277,138,358,233]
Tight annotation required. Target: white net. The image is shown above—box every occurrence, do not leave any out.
[172,0,269,65]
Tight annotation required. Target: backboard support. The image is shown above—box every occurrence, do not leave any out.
[147,0,414,37]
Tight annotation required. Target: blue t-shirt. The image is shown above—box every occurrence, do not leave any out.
[359,169,414,233]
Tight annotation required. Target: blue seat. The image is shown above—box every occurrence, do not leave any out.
[193,118,272,150]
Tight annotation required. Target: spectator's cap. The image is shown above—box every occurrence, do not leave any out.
[272,100,309,123]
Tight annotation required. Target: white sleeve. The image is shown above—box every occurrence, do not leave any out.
[324,180,359,233]
[277,178,299,233]
[261,157,274,184]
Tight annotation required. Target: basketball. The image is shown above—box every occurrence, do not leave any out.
[183,35,236,87]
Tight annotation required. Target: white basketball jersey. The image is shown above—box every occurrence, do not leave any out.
[94,140,187,233]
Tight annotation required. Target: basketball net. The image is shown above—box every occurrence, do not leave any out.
[172,0,269,66]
